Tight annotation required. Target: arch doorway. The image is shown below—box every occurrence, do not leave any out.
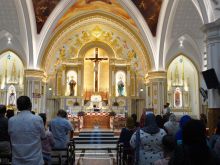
[167,55,199,117]
[0,51,24,108]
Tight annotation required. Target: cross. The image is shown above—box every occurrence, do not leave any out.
[85,48,108,92]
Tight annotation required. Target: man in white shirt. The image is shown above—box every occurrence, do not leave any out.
[8,96,45,165]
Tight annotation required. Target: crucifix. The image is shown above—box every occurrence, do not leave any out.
[85,48,108,92]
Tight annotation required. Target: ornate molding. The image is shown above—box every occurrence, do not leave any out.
[145,71,167,84]
[41,11,151,74]
[25,69,47,82]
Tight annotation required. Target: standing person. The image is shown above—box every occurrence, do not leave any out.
[130,113,166,165]
[0,105,11,161]
[175,115,191,145]
[49,109,74,149]
[209,121,220,149]
[6,109,14,119]
[164,114,179,136]
[131,113,140,128]
[163,103,171,122]
[154,135,176,165]
[8,96,45,165]
[118,117,136,164]
[169,120,218,165]
[39,113,55,165]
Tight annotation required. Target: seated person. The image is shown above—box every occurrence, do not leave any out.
[93,105,100,112]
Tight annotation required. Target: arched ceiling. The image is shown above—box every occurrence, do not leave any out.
[42,12,151,76]
[0,0,217,71]
[32,0,61,33]
[32,0,163,36]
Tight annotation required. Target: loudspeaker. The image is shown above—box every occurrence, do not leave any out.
[202,68,219,89]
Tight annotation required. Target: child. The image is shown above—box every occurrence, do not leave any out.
[39,113,55,165]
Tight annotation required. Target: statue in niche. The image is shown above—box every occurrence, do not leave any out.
[69,76,76,96]
[9,90,16,105]
[174,88,181,108]
[117,76,125,96]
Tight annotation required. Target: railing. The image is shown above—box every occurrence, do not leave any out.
[51,141,75,165]
[117,143,135,165]
[0,153,11,165]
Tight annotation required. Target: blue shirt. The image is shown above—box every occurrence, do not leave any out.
[49,117,73,149]
[8,111,45,165]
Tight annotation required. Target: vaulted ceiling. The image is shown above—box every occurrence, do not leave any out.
[0,0,218,70]
[32,0,163,36]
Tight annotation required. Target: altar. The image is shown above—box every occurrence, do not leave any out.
[83,112,111,128]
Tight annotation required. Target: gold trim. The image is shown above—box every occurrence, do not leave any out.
[25,69,47,80]
[0,49,26,68]
[41,11,151,72]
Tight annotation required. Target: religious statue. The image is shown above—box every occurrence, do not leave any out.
[85,47,108,92]
[9,90,16,105]
[117,77,125,96]
[69,77,76,96]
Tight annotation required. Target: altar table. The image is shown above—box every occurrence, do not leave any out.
[83,112,110,128]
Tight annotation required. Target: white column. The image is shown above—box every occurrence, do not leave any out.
[203,19,220,108]
[24,69,46,114]
[145,71,167,114]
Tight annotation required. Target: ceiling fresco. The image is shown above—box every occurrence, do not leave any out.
[131,0,163,36]
[32,0,163,36]
[32,0,61,33]
[55,0,137,30]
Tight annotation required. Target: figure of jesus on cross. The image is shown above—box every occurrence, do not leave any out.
[86,48,108,92]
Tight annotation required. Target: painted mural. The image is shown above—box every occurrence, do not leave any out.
[131,0,163,36]
[55,0,137,29]
[32,0,61,33]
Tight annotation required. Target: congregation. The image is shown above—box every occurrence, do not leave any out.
[1,96,220,165]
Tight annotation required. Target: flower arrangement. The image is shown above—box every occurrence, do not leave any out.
[77,111,85,116]
[73,101,80,106]
[112,101,119,106]
[109,111,116,116]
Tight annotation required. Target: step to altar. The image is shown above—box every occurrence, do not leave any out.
[74,128,118,165]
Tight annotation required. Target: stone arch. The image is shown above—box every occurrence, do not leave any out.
[37,10,154,71]
[166,54,200,117]
[78,41,115,59]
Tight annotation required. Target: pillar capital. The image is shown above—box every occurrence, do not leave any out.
[24,69,47,82]
[145,71,167,84]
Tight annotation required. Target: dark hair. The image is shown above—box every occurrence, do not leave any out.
[39,113,47,126]
[131,113,137,122]
[6,110,14,119]
[57,109,67,118]
[17,96,32,111]
[31,111,36,115]
[162,135,176,154]
[0,105,6,114]
[182,119,206,145]
[215,121,220,135]
[200,113,207,126]
[155,115,164,128]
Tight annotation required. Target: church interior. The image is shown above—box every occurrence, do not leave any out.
[1,0,220,164]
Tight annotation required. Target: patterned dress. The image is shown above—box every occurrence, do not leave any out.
[130,128,166,165]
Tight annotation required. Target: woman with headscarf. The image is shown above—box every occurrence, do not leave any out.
[130,113,166,165]
[164,114,179,136]
[175,115,191,145]
[169,120,218,165]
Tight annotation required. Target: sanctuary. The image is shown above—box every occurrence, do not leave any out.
[0,0,220,131]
